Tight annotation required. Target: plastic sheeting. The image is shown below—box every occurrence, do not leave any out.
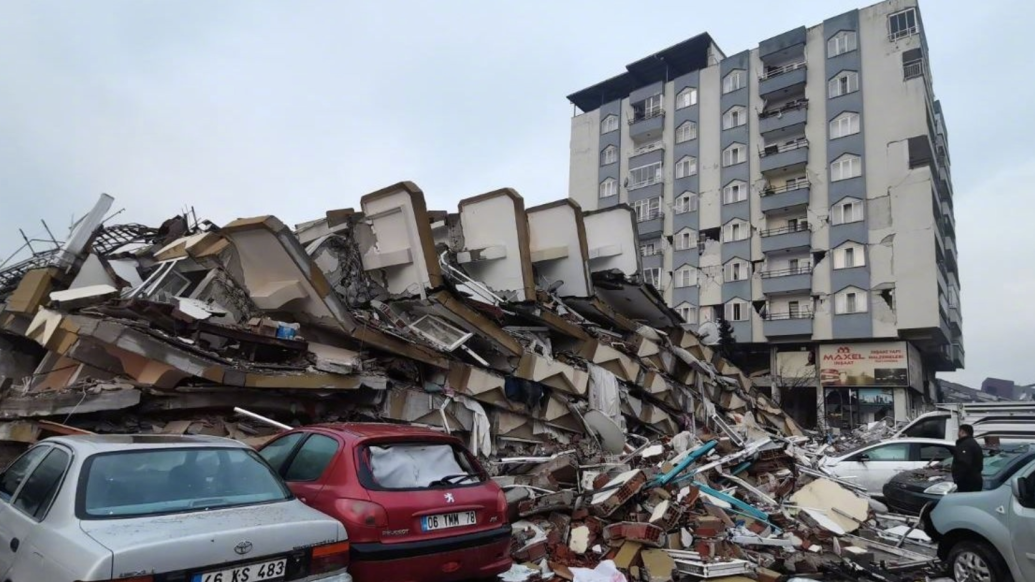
[588,364,622,427]
[369,443,467,489]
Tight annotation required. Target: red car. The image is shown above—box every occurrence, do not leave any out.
[258,423,512,582]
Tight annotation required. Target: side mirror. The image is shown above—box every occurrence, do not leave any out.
[1015,475,1035,508]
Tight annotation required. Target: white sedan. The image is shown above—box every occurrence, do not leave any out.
[821,437,955,496]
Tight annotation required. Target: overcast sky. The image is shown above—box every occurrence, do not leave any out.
[0,1,1030,388]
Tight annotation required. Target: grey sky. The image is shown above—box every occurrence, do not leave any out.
[0,1,1030,388]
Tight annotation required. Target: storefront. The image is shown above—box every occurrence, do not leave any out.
[818,341,925,432]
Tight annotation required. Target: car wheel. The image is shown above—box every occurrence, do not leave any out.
[948,540,1013,582]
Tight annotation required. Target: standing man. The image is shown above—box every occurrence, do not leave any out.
[952,424,984,493]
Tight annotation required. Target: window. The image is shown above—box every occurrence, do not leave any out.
[889,8,918,40]
[833,242,866,268]
[722,144,746,167]
[828,71,859,98]
[676,303,697,323]
[722,180,747,205]
[632,94,664,121]
[0,446,48,502]
[601,145,617,166]
[831,154,862,181]
[676,87,698,109]
[675,156,698,179]
[629,162,663,189]
[633,197,662,222]
[903,416,948,440]
[788,300,802,318]
[853,443,909,462]
[920,445,953,462]
[830,112,860,139]
[599,178,618,199]
[831,198,864,225]
[676,121,697,143]
[284,434,339,482]
[676,266,697,288]
[642,268,661,289]
[725,299,749,322]
[723,106,746,130]
[674,229,698,250]
[724,260,749,282]
[675,192,698,214]
[827,31,858,57]
[835,287,868,314]
[13,448,69,520]
[723,70,746,94]
[601,114,619,134]
[640,239,660,257]
[364,443,482,490]
[723,220,749,242]
[259,433,305,472]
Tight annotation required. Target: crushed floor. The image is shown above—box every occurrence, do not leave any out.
[0,189,943,581]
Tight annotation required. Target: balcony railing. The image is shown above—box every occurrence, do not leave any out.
[761,137,808,157]
[761,180,810,196]
[630,141,664,157]
[903,59,925,80]
[759,99,808,119]
[761,264,812,278]
[764,310,814,321]
[889,26,918,41]
[760,223,810,238]
[761,60,806,80]
[629,108,665,124]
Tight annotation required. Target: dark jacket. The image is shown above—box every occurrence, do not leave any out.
[952,436,984,492]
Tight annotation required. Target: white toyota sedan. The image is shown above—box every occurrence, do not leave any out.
[821,437,955,496]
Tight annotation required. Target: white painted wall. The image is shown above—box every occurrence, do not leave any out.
[527,203,592,297]
[584,207,640,277]
[460,194,531,301]
[569,111,601,212]
[804,21,833,340]
[362,187,435,297]
[698,65,722,232]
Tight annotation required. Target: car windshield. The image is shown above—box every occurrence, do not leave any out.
[360,442,484,490]
[81,447,291,519]
[937,444,1033,477]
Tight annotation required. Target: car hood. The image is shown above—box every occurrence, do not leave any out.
[79,500,344,578]
[887,465,951,491]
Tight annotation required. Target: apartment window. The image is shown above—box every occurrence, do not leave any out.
[676,87,698,109]
[632,94,664,121]
[827,31,858,57]
[722,180,747,205]
[676,266,698,288]
[674,228,698,250]
[640,239,660,257]
[723,106,746,130]
[724,259,750,282]
[723,219,749,242]
[599,178,618,199]
[675,156,698,179]
[723,70,746,94]
[834,242,866,269]
[601,115,619,134]
[675,192,698,214]
[830,112,860,139]
[788,300,802,318]
[831,154,862,181]
[889,8,918,41]
[676,121,697,143]
[725,299,749,322]
[601,145,617,166]
[629,162,663,189]
[722,143,746,167]
[835,287,868,314]
[831,198,864,226]
[633,197,662,222]
[675,303,697,323]
[642,267,661,289]
[828,71,859,98]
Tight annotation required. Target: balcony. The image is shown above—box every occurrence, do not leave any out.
[760,181,810,213]
[761,223,811,253]
[942,211,956,237]
[629,109,665,142]
[761,264,812,295]
[951,341,965,368]
[949,304,962,334]
[903,59,925,81]
[763,310,814,337]
[760,138,809,173]
[628,141,664,158]
[759,61,807,99]
[758,99,808,137]
[944,237,958,272]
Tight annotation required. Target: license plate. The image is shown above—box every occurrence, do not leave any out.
[192,558,286,582]
[422,510,477,531]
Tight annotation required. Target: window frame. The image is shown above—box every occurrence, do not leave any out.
[633,197,662,223]
[888,8,918,40]
[828,71,860,98]
[724,220,749,243]
[676,303,697,323]
[724,259,750,282]
[675,156,698,179]
[831,154,862,181]
[674,229,697,251]
[675,266,697,288]
[12,447,72,521]
[598,178,618,199]
[827,30,858,57]
[725,300,749,322]
[629,162,663,190]
[831,198,864,225]
[723,70,746,94]
[642,267,662,289]
[601,145,617,166]
[676,121,697,143]
[830,112,861,139]
[722,180,748,205]
[601,115,619,134]
[0,445,50,504]
[675,192,698,214]
[723,144,746,167]
[722,106,746,130]
[834,242,866,269]
[835,287,869,315]
[640,239,661,257]
[676,87,698,109]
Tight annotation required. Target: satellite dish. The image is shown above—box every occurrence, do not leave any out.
[698,322,720,346]
[583,410,627,454]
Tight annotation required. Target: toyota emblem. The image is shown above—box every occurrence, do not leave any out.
[234,541,253,555]
[444,493,455,504]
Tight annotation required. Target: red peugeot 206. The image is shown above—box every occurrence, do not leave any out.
[258,423,512,582]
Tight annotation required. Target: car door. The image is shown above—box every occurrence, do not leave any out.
[1011,462,1035,582]
[260,431,340,505]
[834,442,912,494]
[0,445,52,577]
[4,446,73,582]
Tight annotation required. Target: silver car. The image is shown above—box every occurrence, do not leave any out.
[0,434,352,582]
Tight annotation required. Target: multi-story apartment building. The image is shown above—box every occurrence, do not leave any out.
[566,0,962,432]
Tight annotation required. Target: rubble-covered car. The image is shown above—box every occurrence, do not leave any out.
[258,423,511,582]
[885,443,1035,514]
[925,454,1035,582]
[820,437,955,496]
[0,434,353,582]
